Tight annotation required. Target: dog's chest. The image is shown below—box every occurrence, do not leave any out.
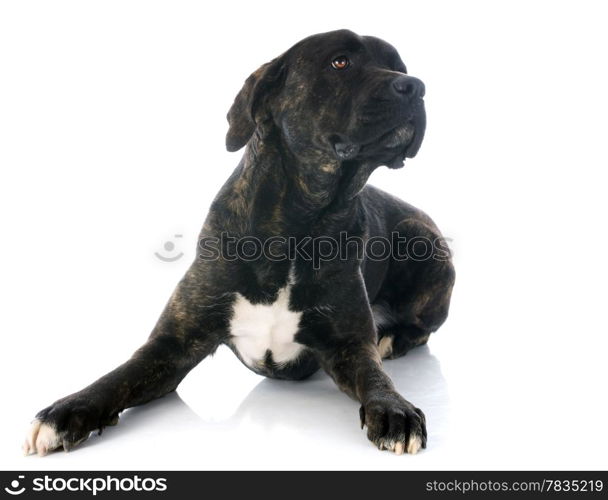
[229,284,304,367]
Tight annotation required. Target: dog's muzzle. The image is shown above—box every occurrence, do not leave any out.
[331,74,426,164]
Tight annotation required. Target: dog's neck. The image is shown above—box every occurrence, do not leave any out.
[213,124,377,237]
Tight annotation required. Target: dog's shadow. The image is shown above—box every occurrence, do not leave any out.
[82,345,448,452]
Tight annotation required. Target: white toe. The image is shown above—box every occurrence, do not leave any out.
[23,419,42,456]
[407,434,422,454]
[379,439,396,452]
[34,422,61,456]
[378,336,393,359]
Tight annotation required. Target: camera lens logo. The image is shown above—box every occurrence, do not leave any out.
[155,234,184,262]
[4,476,26,495]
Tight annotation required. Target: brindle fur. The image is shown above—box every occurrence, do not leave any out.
[28,30,454,455]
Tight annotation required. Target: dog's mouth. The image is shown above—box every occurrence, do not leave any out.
[330,102,426,168]
[373,123,416,149]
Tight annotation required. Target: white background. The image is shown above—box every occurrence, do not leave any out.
[1,0,607,470]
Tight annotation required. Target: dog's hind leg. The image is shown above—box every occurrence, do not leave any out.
[374,218,455,360]
[23,264,229,456]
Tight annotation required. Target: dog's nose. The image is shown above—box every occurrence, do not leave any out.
[392,75,425,99]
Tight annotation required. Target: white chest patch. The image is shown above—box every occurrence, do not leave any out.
[229,285,303,367]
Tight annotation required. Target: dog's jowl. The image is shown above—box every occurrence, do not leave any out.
[24,30,455,456]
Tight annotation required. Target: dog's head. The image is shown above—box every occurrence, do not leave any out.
[226,29,425,171]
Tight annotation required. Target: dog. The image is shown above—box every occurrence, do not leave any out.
[24,29,455,456]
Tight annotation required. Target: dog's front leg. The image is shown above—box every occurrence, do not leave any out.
[306,275,427,455]
[321,342,427,454]
[24,266,226,455]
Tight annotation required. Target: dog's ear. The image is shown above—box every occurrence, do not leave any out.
[225,56,286,152]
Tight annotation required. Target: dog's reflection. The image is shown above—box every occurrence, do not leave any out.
[89,345,448,450]
[225,345,449,445]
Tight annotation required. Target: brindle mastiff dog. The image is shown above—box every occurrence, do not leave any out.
[24,29,455,456]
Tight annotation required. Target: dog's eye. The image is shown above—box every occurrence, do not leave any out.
[331,56,350,70]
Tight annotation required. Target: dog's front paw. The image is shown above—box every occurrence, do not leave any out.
[23,396,118,456]
[359,392,427,455]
